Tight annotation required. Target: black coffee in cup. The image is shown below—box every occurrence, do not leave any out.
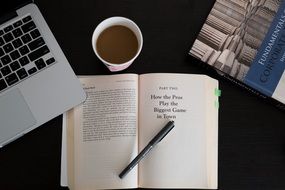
[96,25,139,64]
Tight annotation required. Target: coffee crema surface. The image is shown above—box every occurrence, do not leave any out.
[96,25,138,64]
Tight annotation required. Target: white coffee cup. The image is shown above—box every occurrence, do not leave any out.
[92,17,143,72]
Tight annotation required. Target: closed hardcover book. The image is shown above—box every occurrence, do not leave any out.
[189,0,285,107]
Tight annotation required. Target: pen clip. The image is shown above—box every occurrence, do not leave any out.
[158,123,174,143]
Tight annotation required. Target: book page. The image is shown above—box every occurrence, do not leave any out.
[60,113,67,187]
[138,73,218,189]
[72,74,139,190]
[205,77,219,189]
[66,109,75,190]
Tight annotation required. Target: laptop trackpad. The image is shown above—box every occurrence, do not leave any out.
[0,89,36,144]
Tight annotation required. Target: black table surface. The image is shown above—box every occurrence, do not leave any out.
[0,0,285,189]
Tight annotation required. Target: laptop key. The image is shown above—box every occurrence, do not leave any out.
[10,50,21,60]
[10,61,20,71]
[16,68,28,79]
[4,25,13,33]
[13,20,23,28]
[12,28,23,38]
[12,38,23,48]
[21,33,32,44]
[35,58,46,70]
[0,48,4,57]
[1,55,12,65]
[19,45,30,55]
[30,29,40,39]
[0,30,4,36]
[28,67,37,75]
[3,43,14,53]
[22,21,36,33]
[28,37,45,51]
[28,45,49,61]
[19,56,29,66]
[23,16,32,23]
[0,79,7,91]
[1,65,11,76]
[3,32,14,43]
[0,37,4,46]
[46,57,55,65]
[5,73,18,86]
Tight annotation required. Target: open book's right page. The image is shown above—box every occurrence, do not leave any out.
[138,73,218,189]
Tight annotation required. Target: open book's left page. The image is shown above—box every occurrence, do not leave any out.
[67,74,139,190]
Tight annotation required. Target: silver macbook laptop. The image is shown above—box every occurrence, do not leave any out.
[0,0,86,147]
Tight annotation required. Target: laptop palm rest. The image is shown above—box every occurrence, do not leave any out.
[0,89,36,146]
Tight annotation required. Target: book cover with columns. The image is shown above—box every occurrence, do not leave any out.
[189,0,285,106]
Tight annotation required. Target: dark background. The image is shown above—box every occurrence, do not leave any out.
[0,0,285,189]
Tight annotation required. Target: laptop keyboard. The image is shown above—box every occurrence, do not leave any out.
[0,15,56,92]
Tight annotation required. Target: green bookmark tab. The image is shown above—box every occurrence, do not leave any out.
[214,88,221,97]
[214,100,219,109]
[214,88,220,109]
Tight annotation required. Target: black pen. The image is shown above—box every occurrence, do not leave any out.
[119,120,175,179]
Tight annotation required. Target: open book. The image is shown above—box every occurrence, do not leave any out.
[61,73,219,189]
